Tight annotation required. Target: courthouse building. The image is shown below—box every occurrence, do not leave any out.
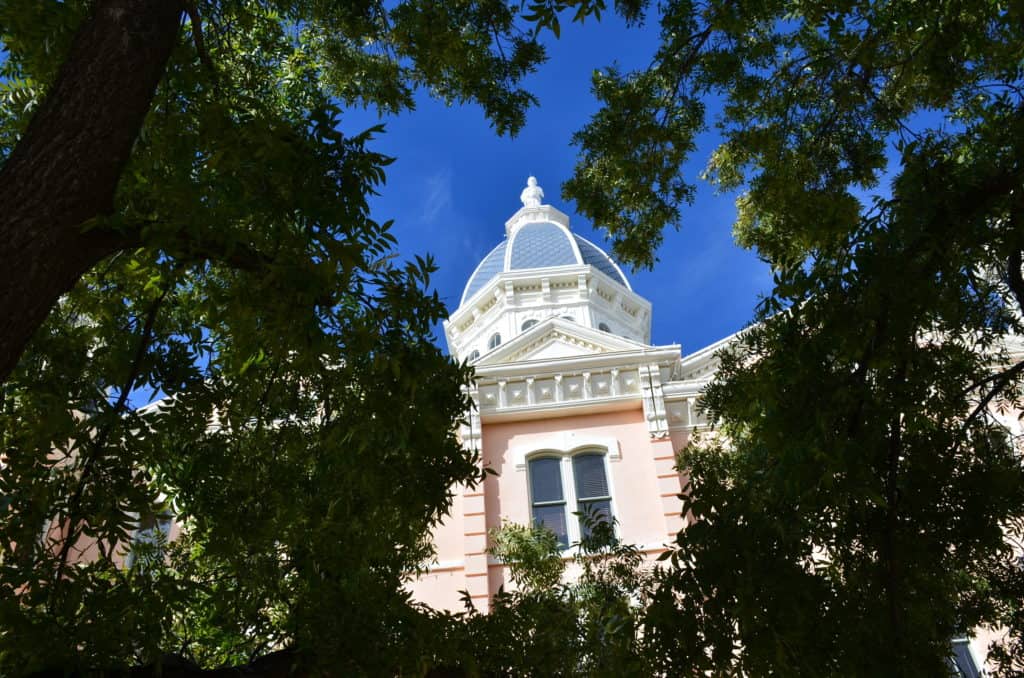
[407,177,723,611]
[404,178,992,677]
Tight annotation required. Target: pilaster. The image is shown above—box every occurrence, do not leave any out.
[640,363,670,438]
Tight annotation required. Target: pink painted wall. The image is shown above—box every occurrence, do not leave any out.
[408,405,691,611]
[429,489,465,565]
[407,567,467,611]
[481,407,676,549]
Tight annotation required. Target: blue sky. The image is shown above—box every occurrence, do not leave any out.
[342,14,773,356]
[0,12,771,357]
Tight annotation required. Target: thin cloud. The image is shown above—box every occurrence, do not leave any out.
[421,168,453,224]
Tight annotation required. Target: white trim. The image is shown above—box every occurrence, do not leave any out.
[472,317,674,369]
[565,226,585,266]
[512,433,621,471]
[481,394,641,423]
[474,346,681,377]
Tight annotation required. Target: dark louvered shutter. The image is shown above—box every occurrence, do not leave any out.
[529,457,563,503]
[529,457,568,547]
[573,454,609,500]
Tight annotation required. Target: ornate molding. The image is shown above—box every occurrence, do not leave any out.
[510,433,622,470]
[640,363,671,438]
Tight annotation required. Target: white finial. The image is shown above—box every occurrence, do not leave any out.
[520,175,544,207]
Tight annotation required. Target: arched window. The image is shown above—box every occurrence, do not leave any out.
[598,322,611,332]
[467,350,480,363]
[527,452,613,549]
[521,319,539,331]
[488,333,501,349]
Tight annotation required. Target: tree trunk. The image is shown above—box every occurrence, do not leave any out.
[0,0,184,383]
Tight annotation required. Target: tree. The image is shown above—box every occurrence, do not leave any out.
[5,0,1024,675]
[0,0,570,382]
[424,517,656,676]
[559,0,1024,674]
[0,0,592,674]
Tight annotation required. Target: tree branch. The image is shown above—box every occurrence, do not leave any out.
[0,0,184,384]
[49,289,169,606]
[183,1,218,85]
[959,359,1024,439]
[107,222,275,274]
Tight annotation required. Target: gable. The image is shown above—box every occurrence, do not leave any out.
[474,318,650,366]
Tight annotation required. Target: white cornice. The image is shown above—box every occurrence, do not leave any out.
[451,264,595,317]
[473,347,682,379]
[479,395,642,423]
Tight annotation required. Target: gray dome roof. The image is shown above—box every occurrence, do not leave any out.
[461,221,629,305]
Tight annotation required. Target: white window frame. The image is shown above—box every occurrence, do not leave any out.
[526,448,617,550]
[125,510,174,569]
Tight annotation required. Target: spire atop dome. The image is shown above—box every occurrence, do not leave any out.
[505,176,568,238]
[520,176,544,207]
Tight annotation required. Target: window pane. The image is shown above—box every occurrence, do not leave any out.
[533,504,569,548]
[578,499,612,540]
[573,454,609,499]
[950,639,981,678]
[529,458,563,503]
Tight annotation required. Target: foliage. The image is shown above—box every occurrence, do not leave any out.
[566,0,1024,272]
[561,0,1024,674]
[488,520,565,592]
[421,517,655,676]
[0,203,480,675]
[0,0,593,673]
[4,0,1024,674]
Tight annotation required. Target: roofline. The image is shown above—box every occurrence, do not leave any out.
[573,233,632,292]
[448,262,652,329]
[460,240,506,306]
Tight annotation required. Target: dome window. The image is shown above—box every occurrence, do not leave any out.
[521,319,539,331]
[467,350,480,363]
[488,333,502,350]
[598,322,611,332]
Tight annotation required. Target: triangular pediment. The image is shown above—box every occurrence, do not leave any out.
[475,318,650,366]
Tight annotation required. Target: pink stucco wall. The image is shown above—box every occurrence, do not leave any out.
[408,404,691,611]
[481,407,679,547]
